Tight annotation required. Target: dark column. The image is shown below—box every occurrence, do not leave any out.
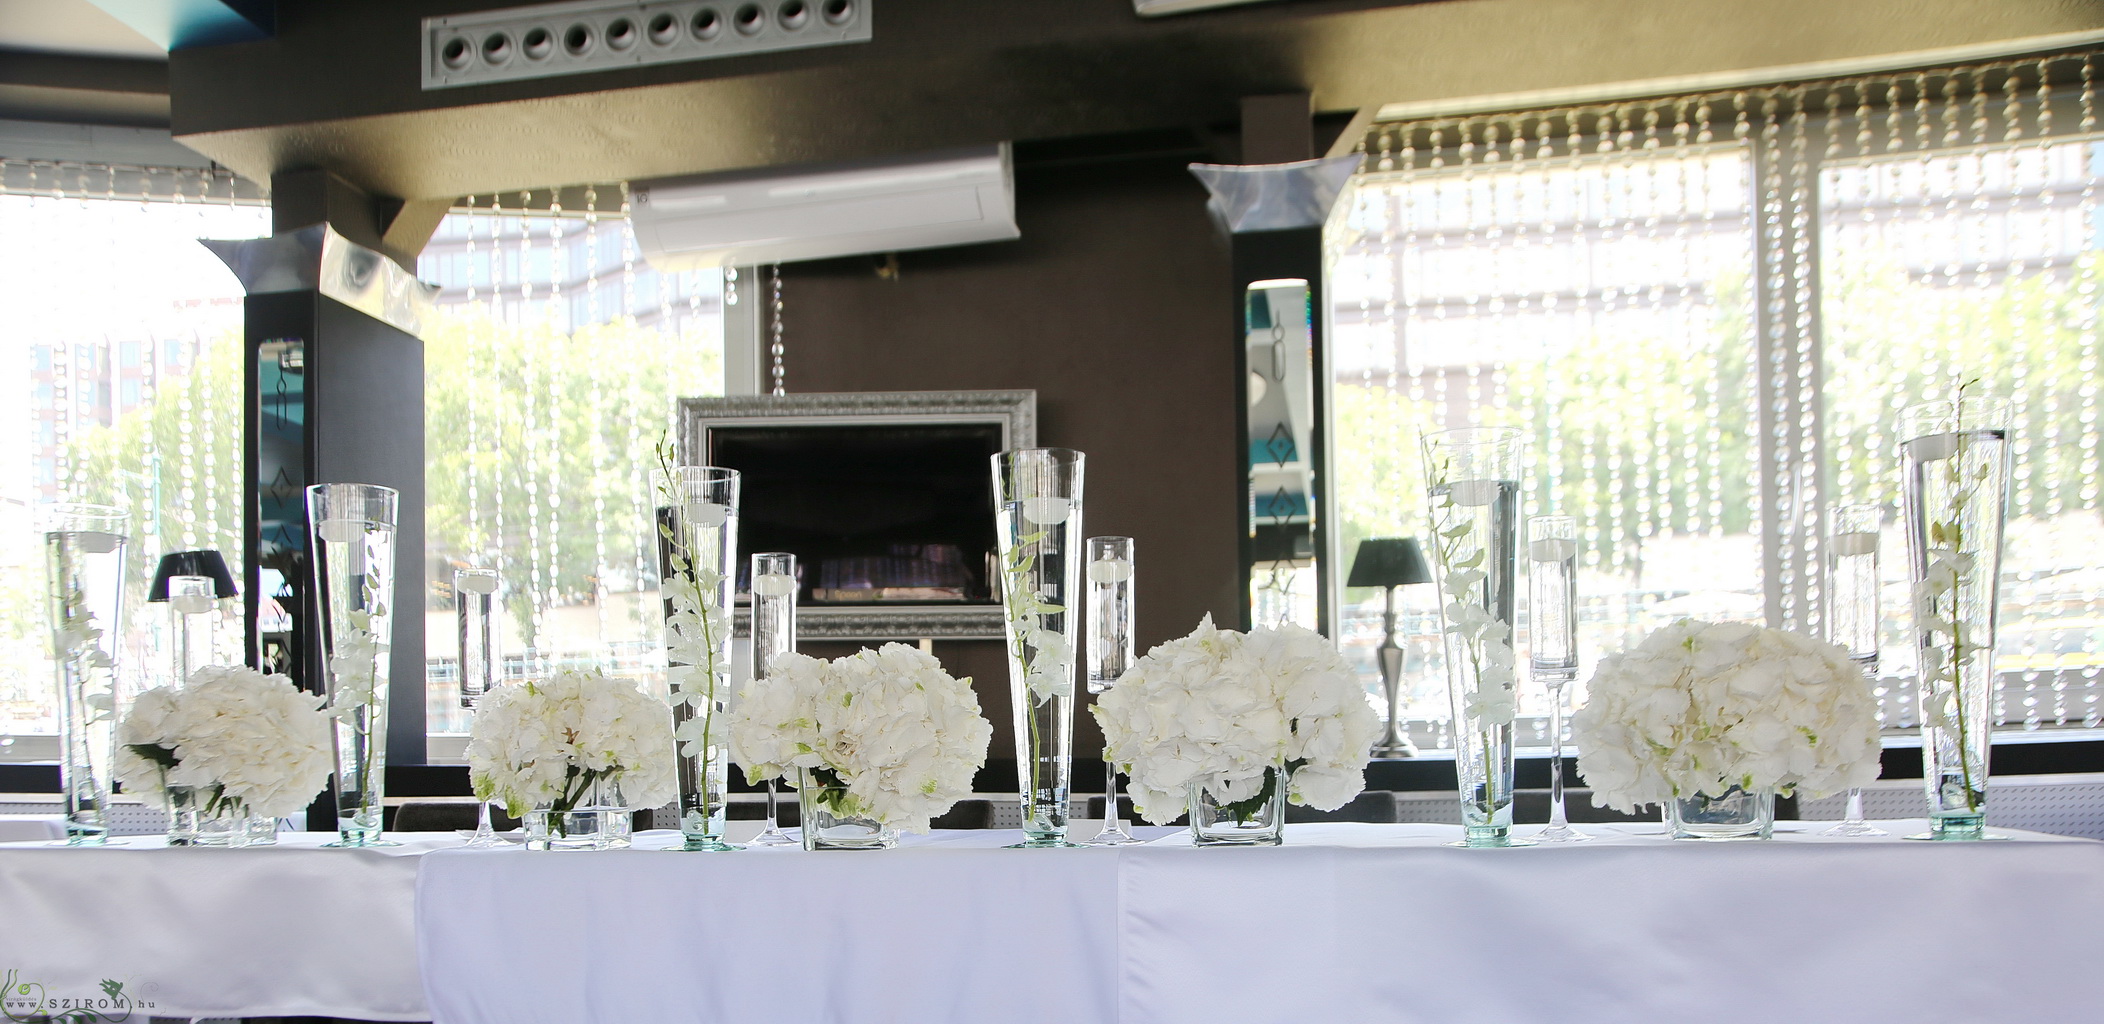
[242,172,431,834]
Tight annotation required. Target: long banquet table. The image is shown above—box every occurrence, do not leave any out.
[5,822,2102,1023]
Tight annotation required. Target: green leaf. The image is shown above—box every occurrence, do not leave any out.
[127,743,178,770]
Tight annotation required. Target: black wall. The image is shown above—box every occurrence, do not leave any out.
[789,151,1238,761]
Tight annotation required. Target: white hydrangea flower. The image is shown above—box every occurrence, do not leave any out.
[1092,615,1378,824]
[464,669,677,817]
[112,666,335,818]
[728,643,991,834]
[1570,618,1883,813]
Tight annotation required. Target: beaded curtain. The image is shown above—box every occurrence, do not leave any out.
[1330,51,2103,747]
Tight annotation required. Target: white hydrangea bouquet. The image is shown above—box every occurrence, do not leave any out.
[1571,619,1882,813]
[464,669,677,829]
[1093,615,1380,826]
[730,643,992,835]
[113,665,335,820]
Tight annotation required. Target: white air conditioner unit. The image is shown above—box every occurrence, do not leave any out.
[629,143,1017,269]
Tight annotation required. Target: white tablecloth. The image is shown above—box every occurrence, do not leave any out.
[419,822,2104,1024]
[417,829,1129,1024]
[1121,822,2104,1024]
[0,832,453,1021]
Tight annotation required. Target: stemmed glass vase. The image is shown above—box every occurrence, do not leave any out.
[1823,502,1888,838]
[1527,514,1588,843]
[659,464,740,852]
[745,552,800,848]
[43,503,128,846]
[307,483,398,848]
[1083,536,1143,847]
[457,567,504,847]
[1901,394,2012,841]
[993,448,1084,848]
[1420,428,1529,848]
[165,574,217,685]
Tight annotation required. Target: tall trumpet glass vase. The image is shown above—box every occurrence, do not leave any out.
[1527,514,1588,843]
[43,503,128,846]
[457,568,504,848]
[1083,536,1143,847]
[1901,395,2012,841]
[660,467,740,852]
[1421,428,1529,849]
[307,483,398,848]
[993,448,1084,848]
[1824,502,1888,838]
[745,552,800,848]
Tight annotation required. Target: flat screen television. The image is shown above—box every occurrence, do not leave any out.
[678,391,1035,640]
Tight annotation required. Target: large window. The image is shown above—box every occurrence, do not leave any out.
[1328,51,2104,750]
[0,168,723,761]
[415,191,724,745]
[0,162,266,747]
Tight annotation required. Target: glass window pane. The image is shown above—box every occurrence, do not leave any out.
[1820,136,2104,731]
[1329,145,1762,750]
[0,188,268,737]
[415,204,725,747]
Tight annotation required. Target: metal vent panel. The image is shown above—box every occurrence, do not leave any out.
[423,0,872,90]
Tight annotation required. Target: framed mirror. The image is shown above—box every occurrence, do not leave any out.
[678,390,1035,640]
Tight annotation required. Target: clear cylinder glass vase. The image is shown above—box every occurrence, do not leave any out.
[525,774,633,851]
[43,502,129,847]
[166,574,218,686]
[306,483,398,848]
[992,448,1084,849]
[194,789,249,848]
[1188,766,1288,846]
[744,553,801,848]
[798,768,898,851]
[1668,785,1775,840]
[1901,394,2012,841]
[1420,428,1526,848]
[658,467,739,852]
[164,783,201,847]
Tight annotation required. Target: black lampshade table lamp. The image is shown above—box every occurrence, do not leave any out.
[149,550,239,684]
[1347,537,1432,758]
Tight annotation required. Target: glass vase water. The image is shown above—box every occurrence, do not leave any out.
[659,467,739,852]
[307,483,398,848]
[1527,514,1588,843]
[1901,394,2012,841]
[525,774,633,851]
[166,575,217,686]
[992,448,1084,848]
[1668,785,1775,840]
[456,568,504,848]
[745,552,800,848]
[1083,536,1143,847]
[1823,502,1888,838]
[798,767,899,850]
[43,502,128,846]
[1189,766,1287,846]
[1420,428,1529,848]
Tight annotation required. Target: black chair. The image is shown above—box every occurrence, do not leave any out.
[393,801,520,832]
[928,798,994,830]
[1284,789,1398,824]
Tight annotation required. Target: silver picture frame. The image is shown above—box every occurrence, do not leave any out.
[677,390,1036,641]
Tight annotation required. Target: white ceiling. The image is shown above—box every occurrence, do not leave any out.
[0,0,164,59]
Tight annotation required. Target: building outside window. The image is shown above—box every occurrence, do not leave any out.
[1327,53,2104,752]
[0,169,723,761]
